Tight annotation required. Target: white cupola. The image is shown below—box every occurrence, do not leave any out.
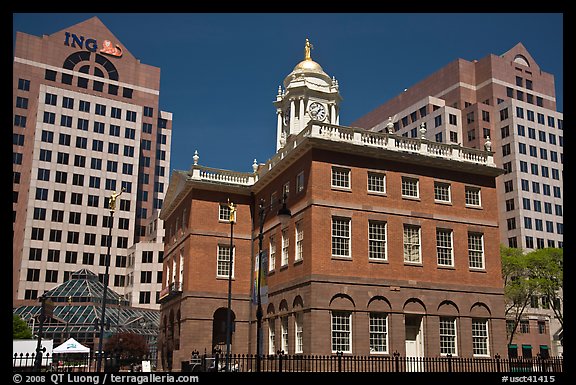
[273,39,342,151]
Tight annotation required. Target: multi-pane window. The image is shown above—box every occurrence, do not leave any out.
[296,171,305,193]
[268,319,276,355]
[16,96,29,109]
[369,313,388,354]
[465,186,481,206]
[368,221,387,260]
[468,232,485,269]
[269,237,276,272]
[367,172,386,193]
[403,225,421,263]
[332,217,351,257]
[472,319,489,356]
[331,167,350,189]
[281,228,289,266]
[281,316,289,353]
[331,311,351,353]
[217,245,234,278]
[436,229,454,266]
[401,177,419,198]
[295,221,304,262]
[295,313,303,354]
[219,204,231,222]
[434,182,451,203]
[519,320,529,333]
[439,317,457,356]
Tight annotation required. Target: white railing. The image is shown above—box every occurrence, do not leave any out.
[190,166,256,186]
[190,122,497,185]
[259,122,496,178]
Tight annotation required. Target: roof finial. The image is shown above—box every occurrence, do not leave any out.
[305,38,313,61]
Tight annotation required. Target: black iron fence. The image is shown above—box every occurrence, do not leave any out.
[182,351,564,373]
[12,352,155,372]
[13,351,563,373]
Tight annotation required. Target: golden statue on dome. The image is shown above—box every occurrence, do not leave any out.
[304,38,313,60]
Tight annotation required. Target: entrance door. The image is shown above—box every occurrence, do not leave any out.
[405,314,424,371]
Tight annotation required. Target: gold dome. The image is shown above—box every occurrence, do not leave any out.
[293,59,325,73]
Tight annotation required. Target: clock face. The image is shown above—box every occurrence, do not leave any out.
[308,102,326,121]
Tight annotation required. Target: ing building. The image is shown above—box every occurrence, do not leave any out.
[13,17,171,310]
[158,41,507,371]
[351,43,563,356]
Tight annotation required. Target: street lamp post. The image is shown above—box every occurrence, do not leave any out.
[256,194,291,372]
[65,296,72,341]
[96,187,124,372]
[225,199,236,372]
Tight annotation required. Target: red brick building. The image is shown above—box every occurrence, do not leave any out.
[158,42,506,371]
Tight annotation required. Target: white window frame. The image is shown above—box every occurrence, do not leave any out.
[217,245,235,278]
[403,225,421,263]
[368,221,387,261]
[468,232,485,269]
[179,250,184,286]
[436,228,454,267]
[268,319,276,355]
[332,217,351,258]
[331,311,352,353]
[295,313,303,354]
[331,166,351,189]
[367,172,386,194]
[434,181,451,203]
[369,312,388,354]
[296,171,305,193]
[219,204,231,222]
[281,316,289,353]
[269,236,276,272]
[295,221,304,262]
[439,317,458,356]
[465,186,482,207]
[281,229,289,266]
[472,319,490,357]
[401,176,419,198]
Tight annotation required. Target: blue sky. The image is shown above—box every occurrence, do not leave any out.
[13,13,563,175]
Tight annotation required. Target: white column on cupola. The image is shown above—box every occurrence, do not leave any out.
[330,104,336,124]
[336,106,340,125]
[299,98,305,131]
[276,108,283,151]
[289,99,296,135]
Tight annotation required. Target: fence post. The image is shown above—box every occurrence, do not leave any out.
[337,351,343,372]
[277,350,284,373]
[393,351,400,372]
[495,353,501,372]
[447,353,452,372]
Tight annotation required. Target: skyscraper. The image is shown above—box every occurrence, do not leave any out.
[352,42,563,356]
[13,16,171,309]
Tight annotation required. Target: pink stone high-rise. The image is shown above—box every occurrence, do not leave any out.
[13,17,171,310]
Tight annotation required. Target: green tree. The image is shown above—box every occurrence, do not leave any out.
[525,248,563,329]
[501,246,563,345]
[13,314,33,339]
